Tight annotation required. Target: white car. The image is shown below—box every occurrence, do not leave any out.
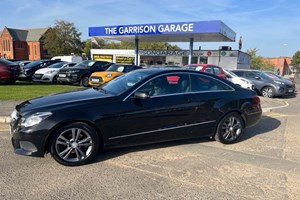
[224,69,255,90]
[32,62,76,83]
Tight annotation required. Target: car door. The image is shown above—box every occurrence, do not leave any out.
[106,73,198,146]
[189,73,235,136]
[243,71,265,91]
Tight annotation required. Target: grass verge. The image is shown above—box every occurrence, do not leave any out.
[0,81,83,101]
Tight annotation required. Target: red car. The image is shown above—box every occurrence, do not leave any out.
[0,59,21,84]
[183,64,227,79]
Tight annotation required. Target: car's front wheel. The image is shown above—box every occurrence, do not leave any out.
[50,122,100,166]
[214,112,244,144]
[81,76,90,87]
[261,86,275,98]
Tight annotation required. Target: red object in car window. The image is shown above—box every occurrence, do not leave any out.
[166,76,180,84]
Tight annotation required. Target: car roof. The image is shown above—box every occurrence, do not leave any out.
[184,64,219,67]
[135,67,222,77]
[231,69,259,71]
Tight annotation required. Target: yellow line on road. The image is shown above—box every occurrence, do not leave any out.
[262,112,288,118]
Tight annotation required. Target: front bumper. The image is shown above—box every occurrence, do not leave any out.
[275,85,295,96]
[32,74,55,83]
[57,74,80,84]
[10,117,49,157]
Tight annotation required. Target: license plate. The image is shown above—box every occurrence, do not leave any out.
[92,79,100,82]
[59,74,66,77]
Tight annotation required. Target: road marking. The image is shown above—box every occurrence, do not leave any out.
[262,112,288,118]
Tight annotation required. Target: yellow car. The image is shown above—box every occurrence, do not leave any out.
[89,64,142,86]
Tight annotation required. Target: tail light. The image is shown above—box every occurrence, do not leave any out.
[252,96,260,104]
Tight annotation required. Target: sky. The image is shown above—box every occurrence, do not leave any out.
[1,0,299,58]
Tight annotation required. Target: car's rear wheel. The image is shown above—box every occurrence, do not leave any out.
[261,86,275,98]
[215,112,244,144]
[50,122,99,166]
[81,76,90,87]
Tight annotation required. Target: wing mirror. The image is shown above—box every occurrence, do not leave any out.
[133,92,149,100]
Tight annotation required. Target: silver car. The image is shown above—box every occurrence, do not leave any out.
[32,62,76,83]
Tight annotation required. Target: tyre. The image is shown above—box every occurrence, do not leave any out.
[261,86,275,98]
[4,79,16,84]
[52,75,58,84]
[50,122,100,166]
[214,112,244,144]
[81,76,90,87]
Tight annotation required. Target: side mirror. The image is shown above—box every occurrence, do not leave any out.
[255,76,261,80]
[133,92,149,100]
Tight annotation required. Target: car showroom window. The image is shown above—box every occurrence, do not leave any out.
[190,74,232,92]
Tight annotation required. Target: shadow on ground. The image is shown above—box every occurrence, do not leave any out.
[91,116,281,164]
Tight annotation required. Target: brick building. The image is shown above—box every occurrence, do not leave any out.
[264,57,292,76]
[0,27,50,61]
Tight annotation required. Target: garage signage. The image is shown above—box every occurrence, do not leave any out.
[89,21,236,40]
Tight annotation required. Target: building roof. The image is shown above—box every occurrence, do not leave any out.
[5,27,48,42]
[7,28,28,41]
[26,28,48,41]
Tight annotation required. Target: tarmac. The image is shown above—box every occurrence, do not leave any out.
[0,93,290,124]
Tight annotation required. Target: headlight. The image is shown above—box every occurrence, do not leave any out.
[11,109,18,120]
[45,70,56,74]
[21,112,52,127]
[274,80,285,85]
[106,73,112,78]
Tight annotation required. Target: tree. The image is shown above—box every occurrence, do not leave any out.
[42,20,82,56]
[291,51,300,72]
[246,48,274,71]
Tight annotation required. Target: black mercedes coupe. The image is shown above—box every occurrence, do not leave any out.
[10,68,262,166]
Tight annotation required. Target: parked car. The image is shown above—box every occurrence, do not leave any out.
[231,69,295,98]
[264,71,296,90]
[10,68,262,166]
[183,64,227,79]
[19,60,62,80]
[0,59,21,84]
[223,69,254,90]
[32,62,76,83]
[57,60,112,87]
[89,63,143,86]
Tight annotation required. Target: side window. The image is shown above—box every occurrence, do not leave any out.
[232,71,243,77]
[245,72,256,79]
[213,66,221,75]
[190,74,232,92]
[124,66,134,72]
[204,66,213,74]
[137,74,190,97]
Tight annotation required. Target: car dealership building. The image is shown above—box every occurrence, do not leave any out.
[89,20,251,69]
